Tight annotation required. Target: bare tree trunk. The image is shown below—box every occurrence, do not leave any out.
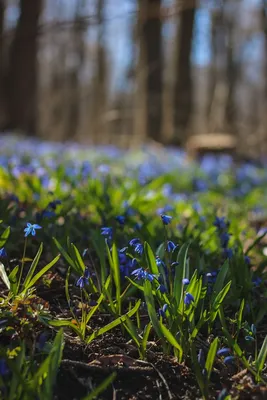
[140,0,162,142]
[173,0,196,145]
[0,0,5,126]
[4,0,42,134]
[65,1,85,141]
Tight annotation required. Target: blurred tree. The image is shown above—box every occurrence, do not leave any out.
[139,0,162,142]
[92,0,107,143]
[173,0,196,145]
[65,0,86,140]
[0,0,5,126]
[4,0,43,134]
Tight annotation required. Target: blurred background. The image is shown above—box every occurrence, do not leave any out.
[0,0,266,158]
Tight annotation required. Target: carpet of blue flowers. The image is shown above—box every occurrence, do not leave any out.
[0,135,267,400]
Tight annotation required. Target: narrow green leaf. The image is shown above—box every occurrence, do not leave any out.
[0,226,10,248]
[111,242,121,314]
[23,243,43,289]
[26,254,60,290]
[159,322,183,357]
[81,372,117,400]
[71,243,85,274]
[256,336,267,376]
[144,242,159,275]
[87,299,141,344]
[205,337,219,379]
[174,242,190,305]
[9,265,19,295]
[47,319,81,337]
[52,237,78,273]
[211,259,229,304]
[0,262,10,290]
[143,280,164,341]
[210,281,232,322]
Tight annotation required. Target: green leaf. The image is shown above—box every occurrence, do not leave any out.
[25,254,60,290]
[144,242,159,275]
[23,243,43,289]
[33,329,64,400]
[0,226,10,248]
[52,237,79,273]
[46,319,81,337]
[159,322,183,359]
[87,299,141,344]
[211,259,229,305]
[9,265,19,295]
[111,242,121,314]
[174,242,190,306]
[142,322,152,353]
[256,335,267,377]
[205,337,219,379]
[143,280,164,341]
[0,261,10,290]
[210,281,232,323]
[71,243,85,274]
[81,373,117,400]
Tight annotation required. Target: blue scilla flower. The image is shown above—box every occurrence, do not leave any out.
[131,267,145,280]
[245,335,255,342]
[223,248,233,259]
[244,255,251,265]
[213,216,228,231]
[132,258,138,268]
[48,200,61,210]
[131,268,155,282]
[161,214,172,225]
[197,349,205,368]
[100,227,113,238]
[0,359,9,376]
[24,223,42,237]
[182,278,190,285]
[223,356,235,365]
[251,324,256,335]
[166,241,177,253]
[184,292,194,306]
[220,232,231,248]
[159,304,168,317]
[129,238,140,247]
[217,348,231,356]
[157,284,167,293]
[115,215,126,226]
[134,243,144,255]
[0,248,7,257]
[76,268,90,289]
[252,276,262,286]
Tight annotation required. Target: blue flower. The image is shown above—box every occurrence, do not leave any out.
[131,267,145,280]
[157,284,167,293]
[24,223,42,237]
[48,200,61,210]
[166,241,177,253]
[217,348,231,356]
[115,215,126,226]
[0,248,7,257]
[223,356,235,365]
[245,335,255,341]
[76,268,90,289]
[132,258,138,268]
[184,292,194,306]
[223,248,233,259]
[129,238,140,247]
[244,255,251,265]
[131,268,155,282]
[182,278,190,285]
[214,216,228,230]
[253,276,262,286]
[220,232,231,248]
[161,214,172,225]
[197,349,205,368]
[251,324,256,335]
[0,359,9,376]
[100,227,113,238]
[134,243,144,255]
[159,303,168,317]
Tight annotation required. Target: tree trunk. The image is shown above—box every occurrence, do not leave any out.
[173,1,196,145]
[140,0,162,142]
[0,0,5,126]
[5,0,42,134]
